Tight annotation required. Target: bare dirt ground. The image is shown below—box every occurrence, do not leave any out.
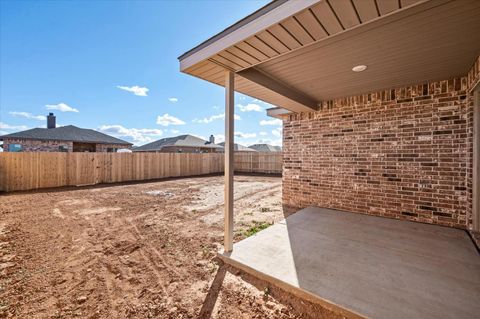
[0,175,302,318]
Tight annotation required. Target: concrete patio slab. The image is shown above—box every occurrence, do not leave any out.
[219,207,480,319]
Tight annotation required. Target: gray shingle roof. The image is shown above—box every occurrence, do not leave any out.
[218,142,257,152]
[0,125,132,145]
[248,143,282,152]
[133,134,223,152]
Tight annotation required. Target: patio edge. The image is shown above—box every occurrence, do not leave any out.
[217,251,367,319]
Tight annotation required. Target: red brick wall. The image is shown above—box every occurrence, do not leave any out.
[283,77,473,228]
[3,138,72,152]
[2,138,130,152]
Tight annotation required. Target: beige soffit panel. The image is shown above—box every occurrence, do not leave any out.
[180,0,425,74]
[255,0,480,100]
[181,0,425,77]
[179,0,320,71]
[179,0,434,112]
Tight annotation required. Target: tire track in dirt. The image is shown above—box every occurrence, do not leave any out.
[128,222,182,279]
[56,209,145,318]
[97,221,164,317]
[101,260,123,318]
[70,217,160,317]
[190,183,281,217]
[91,215,176,315]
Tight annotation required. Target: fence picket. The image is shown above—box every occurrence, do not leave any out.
[0,152,281,192]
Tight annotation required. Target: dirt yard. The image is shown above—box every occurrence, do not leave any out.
[0,175,302,318]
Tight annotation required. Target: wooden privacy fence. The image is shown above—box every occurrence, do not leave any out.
[234,152,282,174]
[0,152,282,192]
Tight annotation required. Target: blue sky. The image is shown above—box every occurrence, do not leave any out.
[0,0,283,146]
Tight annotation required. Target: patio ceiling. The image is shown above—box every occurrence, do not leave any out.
[179,0,480,113]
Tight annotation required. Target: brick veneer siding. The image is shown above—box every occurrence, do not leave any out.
[3,138,73,152]
[2,138,130,152]
[283,77,473,229]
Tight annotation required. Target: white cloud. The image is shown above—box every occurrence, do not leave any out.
[193,114,224,124]
[259,118,282,126]
[0,122,28,130]
[272,127,282,137]
[235,131,257,139]
[168,97,178,102]
[237,103,262,112]
[98,125,163,144]
[9,111,46,121]
[170,129,180,134]
[156,113,186,126]
[193,113,241,124]
[117,85,149,96]
[213,134,225,143]
[259,131,268,136]
[45,102,79,113]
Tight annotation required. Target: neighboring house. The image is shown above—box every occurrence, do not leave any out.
[133,134,223,153]
[218,142,257,152]
[179,1,480,318]
[0,113,132,152]
[248,143,281,152]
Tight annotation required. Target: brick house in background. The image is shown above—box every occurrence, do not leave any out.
[133,134,223,153]
[248,143,282,152]
[218,142,257,152]
[0,113,132,152]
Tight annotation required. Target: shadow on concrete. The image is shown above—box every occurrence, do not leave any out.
[281,204,300,219]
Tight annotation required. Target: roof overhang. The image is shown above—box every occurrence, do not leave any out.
[266,107,292,119]
[179,0,480,114]
[179,0,318,70]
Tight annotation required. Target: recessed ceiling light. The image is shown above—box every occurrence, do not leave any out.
[352,65,367,72]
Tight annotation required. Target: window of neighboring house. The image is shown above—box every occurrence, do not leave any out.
[8,144,22,152]
[177,149,183,153]
[59,146,68,152]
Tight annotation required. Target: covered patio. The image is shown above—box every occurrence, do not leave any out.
[179,0,480,317]
[219,207,480,319]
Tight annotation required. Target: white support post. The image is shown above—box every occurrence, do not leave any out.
[224,71,234,252]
